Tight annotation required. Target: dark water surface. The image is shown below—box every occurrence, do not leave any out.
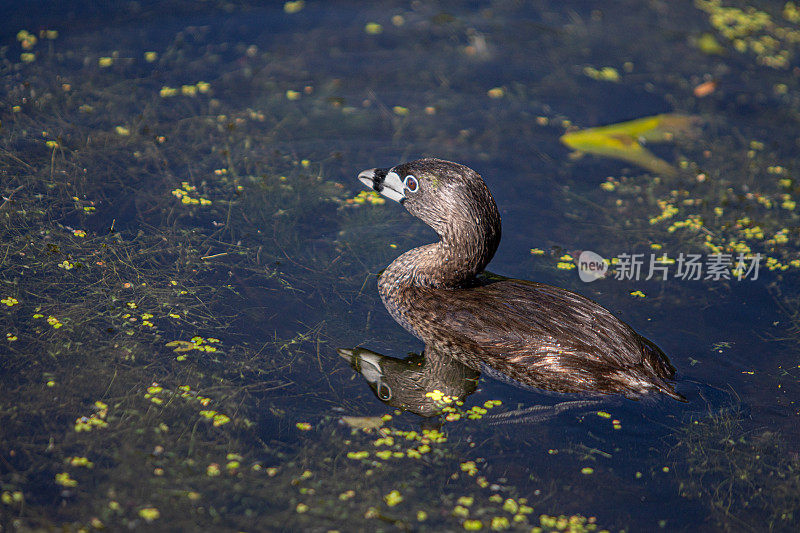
[2,1,800,531]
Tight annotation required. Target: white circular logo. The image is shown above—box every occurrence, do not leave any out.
[578,250,608,282]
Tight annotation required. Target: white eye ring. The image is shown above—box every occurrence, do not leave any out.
[403,175,419,192]
[377,382,392,401]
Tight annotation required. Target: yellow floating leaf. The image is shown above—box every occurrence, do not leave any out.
[560,114,700,177]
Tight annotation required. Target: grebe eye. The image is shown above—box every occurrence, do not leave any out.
[377,382,392,401]
[403,175,419,192]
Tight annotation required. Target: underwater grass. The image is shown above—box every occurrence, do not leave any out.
[671,408,800,531]
[0,12,619,531]
[4,0,800,530]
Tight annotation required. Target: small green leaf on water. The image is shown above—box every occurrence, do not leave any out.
[365,22,383,35]
[284,1,304,14]
[384,489,403,506]
[695,33,726,55]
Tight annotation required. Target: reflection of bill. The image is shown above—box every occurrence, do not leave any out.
[578,250,608,282]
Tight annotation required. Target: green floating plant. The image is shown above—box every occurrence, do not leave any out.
[560,114,700,177]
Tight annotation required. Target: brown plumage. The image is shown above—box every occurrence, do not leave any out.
[357,158,682,400]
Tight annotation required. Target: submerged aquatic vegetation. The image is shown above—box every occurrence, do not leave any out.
[671,409,800,530]
[263,414,613,532]
[3,0,800,530]
[0,23,360,530]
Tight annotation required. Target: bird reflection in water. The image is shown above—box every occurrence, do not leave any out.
[338,347,478,418]
[343,158,682,420]
[339,346,601,423]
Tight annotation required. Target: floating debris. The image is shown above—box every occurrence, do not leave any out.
[561,114,700,177]
[340,416,384,430]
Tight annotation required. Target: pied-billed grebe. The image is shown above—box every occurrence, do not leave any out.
[357,158,682,400]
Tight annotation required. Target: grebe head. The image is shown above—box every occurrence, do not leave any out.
[358,158,501,259]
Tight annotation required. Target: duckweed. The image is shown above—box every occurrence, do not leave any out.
[171,181,212,206]
[1,491,24,504]
[595,146,800,274]
[490,516,510,530]
[67,457,94,468]
[284,1,304,13]
[199,410,231,427]
[696,0,800,68]
[74,401,109,432]
[4,2,794,531]
[582,66,620,82]
[384,489,403,506]
[55,472,77,487]
[453,504,470,517]
[138,507,160,522]
[538,514,601,533]
[458,496,475,507]
[365,22,383,35]
[502,498,519,514]
[345,190,385,205]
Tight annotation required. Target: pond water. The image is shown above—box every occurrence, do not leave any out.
[2,1,800,531]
